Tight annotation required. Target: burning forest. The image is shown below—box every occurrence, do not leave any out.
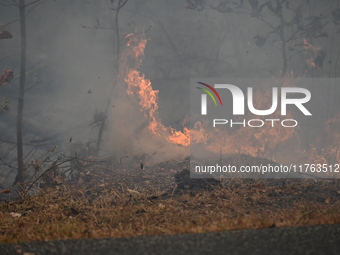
[0,0,340,252]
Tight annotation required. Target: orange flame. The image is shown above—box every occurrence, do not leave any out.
[203,84,297,159]
[123,33,190,146]
[303,39,320,51]
[120,33,338,170]
[303,39,321,68]
[121,34,297,157]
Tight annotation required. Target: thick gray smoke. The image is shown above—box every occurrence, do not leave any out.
[0,0,339,184]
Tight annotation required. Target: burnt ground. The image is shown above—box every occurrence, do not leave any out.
[1,155,340,209]
[1,155,340,245]
[62,156,340,209]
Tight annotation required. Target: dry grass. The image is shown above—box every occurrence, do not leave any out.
[1,178,340,244]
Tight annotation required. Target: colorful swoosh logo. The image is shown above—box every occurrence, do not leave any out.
[196,82,223,106]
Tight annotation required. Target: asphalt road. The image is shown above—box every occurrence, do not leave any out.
[1,224,340,255]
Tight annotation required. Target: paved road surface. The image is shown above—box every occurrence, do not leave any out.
[1,224,340,255]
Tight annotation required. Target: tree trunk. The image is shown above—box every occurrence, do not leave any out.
[15,0,27,186]
[277,0,287,77]
[95,0,127,156]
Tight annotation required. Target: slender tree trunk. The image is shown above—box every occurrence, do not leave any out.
[279,26,287,77]
[277,1,287,77]
[16,0,27,185]
[114,0,122,74]
[95,0,127,156]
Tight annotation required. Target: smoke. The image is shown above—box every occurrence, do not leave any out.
[105,33,189,166]
[1,0,340,183]
[107,96,189,166]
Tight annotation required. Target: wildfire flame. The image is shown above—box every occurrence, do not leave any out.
[117,32,339,174]
[303,39,321,51]
[203,82,297,158]
[120,33,297,159]
[303,39,323,69]
[122,33,190,146]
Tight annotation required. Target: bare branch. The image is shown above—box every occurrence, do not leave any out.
[81,24,115,30]
[0,19,20,30]
[25,155,77,191]
[24,81,40,92]
[111,0,128,11]
[1,1,48,30]
[254,15,277,32]
[26,0,48,15]
[0,2,17,7]
[24,0,47,7]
